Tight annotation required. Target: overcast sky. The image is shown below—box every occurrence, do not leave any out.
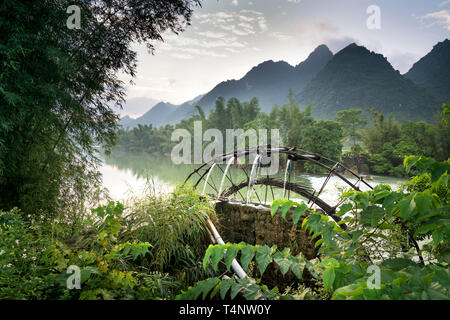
[120,0,450,108]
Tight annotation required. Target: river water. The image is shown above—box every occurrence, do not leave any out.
[100,151,408,205]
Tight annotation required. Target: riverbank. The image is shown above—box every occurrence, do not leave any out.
[100,151,408,204]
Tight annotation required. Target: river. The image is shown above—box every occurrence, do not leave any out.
[100,151,408,205]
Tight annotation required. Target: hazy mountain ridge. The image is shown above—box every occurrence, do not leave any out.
[121,40,448,129]
[195,44,334,113]
[120,94,205,129]
[295,43,440,122]
[405,39,450,104]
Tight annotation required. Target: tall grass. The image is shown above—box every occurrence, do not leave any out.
[122,186,218,285]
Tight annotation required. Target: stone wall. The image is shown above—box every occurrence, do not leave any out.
[214,201,317,260]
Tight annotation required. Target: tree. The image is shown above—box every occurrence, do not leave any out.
[362,108,449,176]
[0,0,201,218]
[302,120,343,162]
[207,97,231,134]
[271,90,314,147]
[363,109,401,155]
[335,109,367,148]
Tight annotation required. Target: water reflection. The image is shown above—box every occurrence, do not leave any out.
[101,151,408,205]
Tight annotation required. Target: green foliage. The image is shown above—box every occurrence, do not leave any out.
[0,0,200,219]
[0,203,157,299]
[176,275,279,300]
[442,104,450,124]
[301,120,343,163]
[0,188,216,299]
[117,96,263,157]
[182,241,315,300]
[126,187,216,282]
[267,90,314,147]
[336,109,368,148]
[363,109,449,176]
[185,157,450,300]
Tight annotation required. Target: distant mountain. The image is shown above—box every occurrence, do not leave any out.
[118,115,135,128]
[296,43,440,122]
[117,97,159,118]
[120,41,447,129]
[195,45,333,113]
[120,94,205,129]
[132,102,177,127]
[405,39,450,104]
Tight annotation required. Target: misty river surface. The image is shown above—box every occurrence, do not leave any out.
[100,151,408,206]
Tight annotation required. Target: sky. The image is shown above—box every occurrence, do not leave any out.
[119,0,450,116]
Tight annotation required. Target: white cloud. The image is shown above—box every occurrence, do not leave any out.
[197,31,227,39]
[269,32,292,41]
[287,0,302,3]
[232,0,239,6]
[423,10,450,30]
[178,47,227,57]
[440,0,450,6]
[194,10,267,36]
[225,47,240,53]
[240,9,263,15]
[171,53,194,60]
[257,16,268,31]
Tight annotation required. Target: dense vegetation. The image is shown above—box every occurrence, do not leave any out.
[0,188,216,299]
[116,93,343,163]
[1,0,448,302]
[117,96,450,177]
[1,156,448,300]
[362,106,450,176]
[180,156,450,300]
[0,0,200,218]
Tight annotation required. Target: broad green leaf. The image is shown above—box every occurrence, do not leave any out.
[219,278,234,300]
[230,282,244,299]
[203,245,214,270]
[332,283,364,299]
[404,156,420,173]
[323,268,335,292]
[360,206,384,227]
[432,229,444,246]
[240,245,256,271]
[208,246,225,271]
[398,197,415,220]
[242,284,261,300]
[201,278,220,300]
[336,203,353,217]
[280,201,294,220]
[273,252,292,275]
[224,244,240,271]
[415,193,433,215]
[290,261,303,279]
[80,266,99,284]
[271,199,283,217]
[255,245,273,275]
[293,203,308,224]
[380,258,418,270]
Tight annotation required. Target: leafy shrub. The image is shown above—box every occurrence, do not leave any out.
[181,156,449,300]
[0,188,217,299]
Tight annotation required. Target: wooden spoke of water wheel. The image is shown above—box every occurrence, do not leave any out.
[221,177,345,227]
